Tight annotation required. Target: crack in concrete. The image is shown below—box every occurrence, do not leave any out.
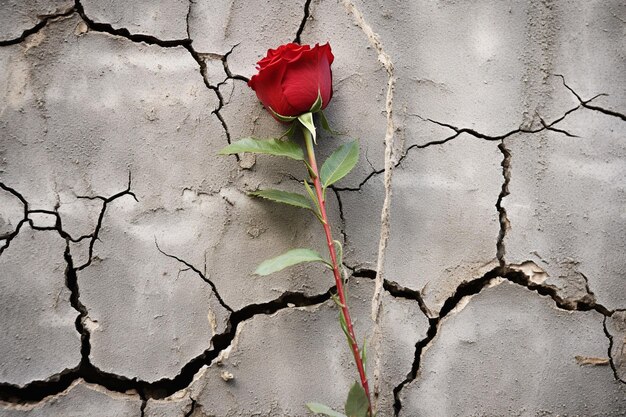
[349,267,430,320]
[221,44,250,84]
[391,267,500,416]
[0,279,334,404]
[184,398,198,417]
[74,0,190,47]
[389,263,617,416]
[154,240,234,313]
[140,398,147,417]
[333,79,608,195]
[0,6,76,47]
[603,314,626,385]
[6,0,237,156]
[0,182,109,257]
[496,141,511,266]
[75,173,138,271]
[330,187,349,255]
[2,5,622,411]
[556,74,626,122]
[0,182,29,256]
[294,0,313,44]
[185,0,194,41]
[180,43,235,152]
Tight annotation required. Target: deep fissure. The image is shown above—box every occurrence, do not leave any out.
[496,140,511,265]
[0,282,335,404]
[294,0,313,44]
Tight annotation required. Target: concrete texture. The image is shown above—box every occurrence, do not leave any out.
[504,109,626,311]
[0,187,24,238]
[0,380,141,416]
[163,279,429,417]
[144,392,194,417]
[80,0,189,41]
[0,226,81,387]
[342,136,501,317]
[79,196,231,382]
[0,0,624,415]
[400,281,626,416]
[606,310,626,383]
[0,0,74,44]
[188,0,306,77]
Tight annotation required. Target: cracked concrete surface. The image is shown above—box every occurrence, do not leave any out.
[400,281,626,416]
[80,0,189,41]
[188,0,306,78]
[159,279,428,417]
[0,226,80,387]
[1,0,625,415]
[0,380,141,416]
[0,0,74,44]
[606,311,626,383]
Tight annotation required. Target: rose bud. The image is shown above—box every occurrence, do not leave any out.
[248,42,334,121]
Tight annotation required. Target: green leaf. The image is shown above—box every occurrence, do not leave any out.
[306,402,347,417]
[319,111,343,135]
[249,189,312,210]
[333,240,343,266]
[309,90,323,113]
[255,248,328,276]
[330,292,344,308]
[303,180,323,222]
[280,122,298,139]
[320,141,359,188]
[345,383,369,417]
[338,311,351,344]
[298,112,317,144]
[218,137,304,161]
[269,107,297,122]
[361,339,367,370]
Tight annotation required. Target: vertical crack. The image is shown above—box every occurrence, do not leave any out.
[330,187,349,252]
[602,315,625,384]
[496,140,511,266]
[75,172,137,271]
[392,269,500,416]
[184,398,198,417]
[221,44,249,83]
[140,398,147,417]
[294,0,312,44]
[185,0,194,40]
[64,244,91,372]
[0,182,29,256]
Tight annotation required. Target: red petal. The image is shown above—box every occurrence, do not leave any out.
[282,44,333,114]
[249,59,298,117]
[318,43,334,109]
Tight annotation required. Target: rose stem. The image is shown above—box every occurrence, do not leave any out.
[302,125,372,413]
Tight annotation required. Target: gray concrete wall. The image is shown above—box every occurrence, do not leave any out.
[1,1,625,416]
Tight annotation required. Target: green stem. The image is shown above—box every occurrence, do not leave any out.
[302,125,372,414]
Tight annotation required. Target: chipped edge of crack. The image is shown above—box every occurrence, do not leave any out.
[387,263,619,416]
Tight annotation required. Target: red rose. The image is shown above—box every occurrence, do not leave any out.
[248,43,334,120]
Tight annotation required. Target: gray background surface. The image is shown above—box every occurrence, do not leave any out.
[1,0,625,416]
